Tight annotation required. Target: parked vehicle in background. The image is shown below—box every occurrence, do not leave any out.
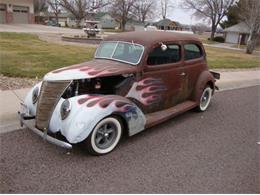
[46,19,61,27]
[19,31,220,155]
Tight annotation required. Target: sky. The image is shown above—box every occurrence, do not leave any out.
[169,8,195,25]
[154,0,208,25]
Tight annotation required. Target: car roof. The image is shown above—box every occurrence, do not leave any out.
[104,31,200,46]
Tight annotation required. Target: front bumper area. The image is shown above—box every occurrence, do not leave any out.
[19,112,72,149]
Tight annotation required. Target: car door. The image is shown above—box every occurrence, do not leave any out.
[181,42,207,100]
[140,42,184,113]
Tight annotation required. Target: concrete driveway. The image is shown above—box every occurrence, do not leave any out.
[0,24,99,47]
[0,24,83,34]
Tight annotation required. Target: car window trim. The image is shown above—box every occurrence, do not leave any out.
[94,41,145,65]
[183,43,204,62]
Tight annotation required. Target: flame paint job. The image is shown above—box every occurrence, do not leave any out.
[20,31,219,148]
[44,59,137,81]
[127,78,167,105]
[48,94,146,142]
[78,95,134,112]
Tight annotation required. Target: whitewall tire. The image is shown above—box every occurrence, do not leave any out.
[85,116,122,155]
[197,86,212,112]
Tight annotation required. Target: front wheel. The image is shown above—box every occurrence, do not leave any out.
[196,86,212,112]
[84,116,122,155]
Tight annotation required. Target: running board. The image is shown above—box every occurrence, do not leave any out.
[145,101,197,128]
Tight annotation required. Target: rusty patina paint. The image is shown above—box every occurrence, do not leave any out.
[47,31,219,131]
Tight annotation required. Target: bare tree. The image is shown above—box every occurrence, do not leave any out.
[133,0,155,23]
[34,0,48,14]
[160,0,168,19]
[192,23,208,34]
[238,0,260,54]
[110,0,137,31]
[34,0,49,23]
[60,0,108,27]
[48,0,61,23]
[184,0,235,40]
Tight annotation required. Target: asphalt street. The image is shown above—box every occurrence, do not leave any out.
[0,86,259,193]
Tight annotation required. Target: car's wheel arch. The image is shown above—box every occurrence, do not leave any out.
[192,70,215,103]
[57,95,146,144]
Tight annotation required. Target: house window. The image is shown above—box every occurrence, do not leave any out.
[147,44,181,65]
[184,44,202,60]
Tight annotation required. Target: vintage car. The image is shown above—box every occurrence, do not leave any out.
[19,31,220,155]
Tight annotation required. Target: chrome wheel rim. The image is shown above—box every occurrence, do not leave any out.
[200,87,212,111]
[95,122,118,150]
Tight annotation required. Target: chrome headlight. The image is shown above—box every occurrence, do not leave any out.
[60,99,71,120]
[32,87,39,104]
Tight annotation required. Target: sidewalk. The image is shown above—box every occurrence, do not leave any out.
[204,43,260,55]
[0,70,259,134]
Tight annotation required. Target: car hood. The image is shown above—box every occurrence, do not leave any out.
[44,59,137,81]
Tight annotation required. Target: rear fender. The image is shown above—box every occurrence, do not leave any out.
[192,71,215,103]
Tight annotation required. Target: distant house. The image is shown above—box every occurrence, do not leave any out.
[46,12,70,27]
[154,18,183,31]
[94,12,118,29]
[223,22,260,45]
[126,20,145,31]
[0,0,34,24]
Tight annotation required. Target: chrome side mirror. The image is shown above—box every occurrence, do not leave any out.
[160,43,167,51]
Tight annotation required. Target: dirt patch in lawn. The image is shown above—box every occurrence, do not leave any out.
[0,74,40,91]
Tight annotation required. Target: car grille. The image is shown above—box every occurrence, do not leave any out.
[36,80,71,130]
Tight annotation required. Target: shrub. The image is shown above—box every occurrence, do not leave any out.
[213,36,225,43]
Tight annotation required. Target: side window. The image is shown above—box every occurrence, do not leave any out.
[184,44,203,60]
[147,44,181,65]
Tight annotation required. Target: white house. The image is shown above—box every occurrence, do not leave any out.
[0,0,34,24]
[224,22,250,45]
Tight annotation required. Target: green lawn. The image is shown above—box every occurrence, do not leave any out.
[0,32,259,78]
[0,32,96,78]
[205,46,260,69]
[231,44,260,51]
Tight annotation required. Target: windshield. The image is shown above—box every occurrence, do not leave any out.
[95,41,144,65]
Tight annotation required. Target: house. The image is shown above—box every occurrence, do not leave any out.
[125,20,145,31]
[94,12,118,29]
[154,18,183,31]
[223,22,259,45]
[47,12,71,27]
[0,0,34,24]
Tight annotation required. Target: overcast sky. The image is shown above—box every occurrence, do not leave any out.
[169,8,195,25]
[154,0,208,25]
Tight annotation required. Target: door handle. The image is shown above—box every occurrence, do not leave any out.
[180,72,186,76]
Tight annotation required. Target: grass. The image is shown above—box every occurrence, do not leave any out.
[0,32,96,78]
[0,32,259,78]
[231,44,260,51]
[196,34,218,45]
[205,46,260,69]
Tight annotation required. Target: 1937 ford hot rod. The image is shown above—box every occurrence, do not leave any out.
[19,31,220,155]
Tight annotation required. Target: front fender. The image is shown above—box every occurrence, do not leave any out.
[49,95,146,144]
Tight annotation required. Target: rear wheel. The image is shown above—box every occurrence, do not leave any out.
[85,116,122,155]
[196,86,212,112]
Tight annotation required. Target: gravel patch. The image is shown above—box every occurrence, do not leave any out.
[0,74,40,91]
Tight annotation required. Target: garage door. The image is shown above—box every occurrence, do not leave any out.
[0,4,6,24]
[13,6,29,23]
[225,32,239,44]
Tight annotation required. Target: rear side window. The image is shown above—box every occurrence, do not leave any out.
[184,44,202,60]
[147,44,181,65]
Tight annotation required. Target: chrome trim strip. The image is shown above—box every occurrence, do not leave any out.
[21,117,72,149]
[94,41,145,65]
